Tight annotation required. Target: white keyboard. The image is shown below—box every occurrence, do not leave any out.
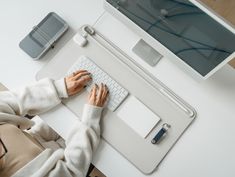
[67,56,129,111]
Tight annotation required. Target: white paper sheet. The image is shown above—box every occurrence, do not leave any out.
[116,96,161,138]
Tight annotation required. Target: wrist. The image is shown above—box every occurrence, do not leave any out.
[54,78,69,98]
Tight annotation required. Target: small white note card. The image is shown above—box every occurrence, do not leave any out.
[116,96,161,138]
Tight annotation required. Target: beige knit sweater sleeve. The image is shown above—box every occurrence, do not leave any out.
[0,78,68,117]
[0,78,103,177]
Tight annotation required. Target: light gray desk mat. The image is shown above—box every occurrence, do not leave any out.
[36,26,196,174]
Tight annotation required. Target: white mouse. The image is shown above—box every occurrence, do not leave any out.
[73,33,88,47]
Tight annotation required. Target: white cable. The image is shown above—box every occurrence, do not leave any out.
[92,11,106,27]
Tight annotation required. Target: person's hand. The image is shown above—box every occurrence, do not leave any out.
[88,83,109,107]
[65,70,91,96]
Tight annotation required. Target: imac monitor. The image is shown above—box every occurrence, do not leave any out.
[104,0,235,80]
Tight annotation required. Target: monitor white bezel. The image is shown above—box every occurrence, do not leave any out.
[103,0,235,80]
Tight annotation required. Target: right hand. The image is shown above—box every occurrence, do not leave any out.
[65,70,91,96]
[88,83,109,107]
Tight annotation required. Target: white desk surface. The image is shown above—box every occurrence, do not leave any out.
[0,1,235,177]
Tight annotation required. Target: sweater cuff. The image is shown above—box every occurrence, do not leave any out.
[54,78,68,98]
[81,104,103,124]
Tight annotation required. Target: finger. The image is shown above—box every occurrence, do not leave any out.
[71,70,87,77]
[73,71,90,80]
[100,84,105,99]
[96,84,103,105]
[90,84,97,103]
[100,83,106,104]
[76,75,92,86]
[101,85,109,105]
[72,70,87,76]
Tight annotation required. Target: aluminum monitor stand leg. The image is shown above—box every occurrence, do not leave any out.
[132,39,162,66]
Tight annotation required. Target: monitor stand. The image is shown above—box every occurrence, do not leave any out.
[132,39,162,66]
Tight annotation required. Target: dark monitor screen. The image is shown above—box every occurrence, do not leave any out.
[107,0,235,76]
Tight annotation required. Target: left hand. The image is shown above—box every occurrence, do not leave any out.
[65,70,91,96]
[88,83,109,107]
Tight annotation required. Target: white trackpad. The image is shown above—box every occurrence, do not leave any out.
[116,96,161,138]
